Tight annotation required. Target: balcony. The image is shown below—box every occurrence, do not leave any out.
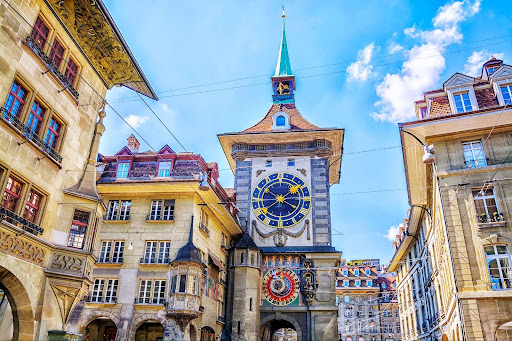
[85,296,117,304]
[1,108,63,163]
[103,213,130,221]
[96,257,123,264]
[476,213,506,228]
[25,36,79,99]
[199,223,210,236]
[146,214,174,221]
[140,257,169,265]
[135,297,165,305]
[0,207,44,235]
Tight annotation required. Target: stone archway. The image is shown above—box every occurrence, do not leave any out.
[0,266,35,341]
[78,310,120,334]
[128,313,167,340]
[495,321,512,341]
[260,314,302,341]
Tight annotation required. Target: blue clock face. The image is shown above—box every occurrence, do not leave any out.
[251,172,311,228]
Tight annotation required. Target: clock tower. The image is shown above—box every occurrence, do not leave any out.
[219,11,343,341]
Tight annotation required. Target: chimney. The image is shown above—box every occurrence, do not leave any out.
[127,134,140,153]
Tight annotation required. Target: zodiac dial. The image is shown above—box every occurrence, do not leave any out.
[251,172,311,228]
[262,268,300,306]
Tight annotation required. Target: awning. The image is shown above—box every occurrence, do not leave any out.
[209,254,226,272]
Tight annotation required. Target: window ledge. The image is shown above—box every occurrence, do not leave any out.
[439,162,512,177]
[477,221,507,229]
[145,218,175,223]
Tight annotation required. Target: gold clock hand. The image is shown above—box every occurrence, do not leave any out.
[283,200,297,209]
[263,188,277,197]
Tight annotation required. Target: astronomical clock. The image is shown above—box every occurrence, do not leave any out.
[262,268,300,306]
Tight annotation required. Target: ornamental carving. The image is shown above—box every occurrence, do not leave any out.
[253,219,310,247]
[300,259,318,306]
[0,230,45,265]
[49,252,86,275]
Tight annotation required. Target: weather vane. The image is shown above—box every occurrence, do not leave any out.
[282,5,285,18]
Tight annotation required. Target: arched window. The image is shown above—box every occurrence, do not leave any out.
[276,115,286,126]
[240,252,244,264]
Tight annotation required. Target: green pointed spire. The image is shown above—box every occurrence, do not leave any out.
[275,9,292,77]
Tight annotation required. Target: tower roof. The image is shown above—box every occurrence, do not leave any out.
[274,12,293,77]
[172,217,205,266]
[233,230,260,250]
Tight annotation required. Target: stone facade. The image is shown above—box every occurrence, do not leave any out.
[390,58,512,340]
[0,0,154,340]
[336,260,401,341]
[66,137,242,341]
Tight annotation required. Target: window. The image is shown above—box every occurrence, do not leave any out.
[488,66,498,75]
[355,280,360,287]
[276,115,285,126]
[344,295,350,304]
[90,278,118,303]
[344,307,353,317]
[473,187,501,222]
[357,321,363,332]
[344,280,349,287]
[343,269,348,276]
[106,200,131,220]
[485,245,512,290]
[98,241,124,263]
[1,176,23,212]
[199,209,209,235]
[382,282,387,289]
[384,324,393,333]
[137,280,151,304]
[4,81,27,118]
[365,268,371,275]
[67,210,89,249]
[64,58,78,86]
[367,280,372,287]
[354,269,359,276]
[142,241,170,264]
[152,280,166,304]
[179,274,187,292]
[188,275,197,294]
[116,163,130,179]
[26,101,46,135]
[148,199,174,220]
[501,85,512,105]
[266,160,272,167]
[454,92,472,113]
[157,161,171,177]
[287,158,295,166]
[30,16,50,49]
[44,116,61,151]
[49,39,65,69]
[24,188,42,223]
[463,141,487,168]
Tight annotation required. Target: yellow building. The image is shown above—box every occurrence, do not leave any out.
[390,58,512,341]
[0,0,155,339]
[68,136,242,340]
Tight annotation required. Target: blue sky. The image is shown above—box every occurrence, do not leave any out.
[100,0,512,263]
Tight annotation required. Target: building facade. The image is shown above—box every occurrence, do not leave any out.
[66,136,242,340]
[336,260,401,341]
[219,13,343,341]
[390,58,512,341]
[0,0,155,339]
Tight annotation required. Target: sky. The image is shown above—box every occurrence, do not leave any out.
[99,0,512,264]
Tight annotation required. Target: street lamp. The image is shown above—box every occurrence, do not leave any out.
[400,128,435,164]
[198,173,210,191]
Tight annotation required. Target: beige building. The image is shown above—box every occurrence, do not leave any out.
[389,57,512,341]
[68,136,242,340]
[0,0,155,339]
[336,260,401,341]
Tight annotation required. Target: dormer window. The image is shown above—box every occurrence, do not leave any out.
[501,85,512,105]
[354,269,359,276]
[271,111,290,130]
[157,161,172,177]
[454,92,472,113]
[116,163,130,178]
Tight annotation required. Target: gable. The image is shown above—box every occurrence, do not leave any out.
[444,73,475,89]
[115,146,133,156]
[489,65,512,80]
[158,145,175,155]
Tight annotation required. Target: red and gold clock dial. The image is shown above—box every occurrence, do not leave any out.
[262,268,300,306]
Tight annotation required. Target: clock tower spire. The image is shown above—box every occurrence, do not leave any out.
[272,8,296,104]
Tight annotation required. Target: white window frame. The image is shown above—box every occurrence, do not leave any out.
[112,241,124,263]
[90,278,118,303]
[473,187,500,218]
[143,241,157,263]
[491,77,512,106]
[98,241,112,263]
[354,269,359,276]
[344,280,349,287]
[453,92,473,113]
[367,280,372,287]
[157,161,172,177]
[157,241,171,263]
[149,200,162,220]
[116,162,130,178]
[499,84,512,105]
[98,240,124,263]
[355,280,360,287]
[447,87,478,114]
[462,140,487,168]
[137,280,152,304]
[152,280,166,304]
[271,111,290,130]
[91,278,105,302]
[485,244,512,290]
[106,200,130,220]
[104,279,119,303]
[163,200,175,220]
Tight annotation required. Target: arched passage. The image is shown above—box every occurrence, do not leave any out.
[260,315,302,341]
[495,321,512,341]
[84,317,117,341]
[0,266,35,341]
[135,321,164,341]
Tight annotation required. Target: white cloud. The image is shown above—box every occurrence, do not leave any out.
[385,224,402,241]
[346,43,375,82]
[372,0,481,123]
[464,51,505,77]
[125,114,149,128]
[388,42,404,54]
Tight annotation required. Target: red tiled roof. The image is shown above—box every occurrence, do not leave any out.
[429,95,451,118]
[475,88,499,109]
[243,103,321,133]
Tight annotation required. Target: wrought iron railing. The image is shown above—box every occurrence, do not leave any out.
[0,207,44,235]
[1,107,63,163]
[103,213,130,221]
[199,222,210,236]
[140,257,169,264]
[134,297,165,305]
[26,36,79,99]
[85,296,117,303]
[146,214,174,221]
[97,257,123,264]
